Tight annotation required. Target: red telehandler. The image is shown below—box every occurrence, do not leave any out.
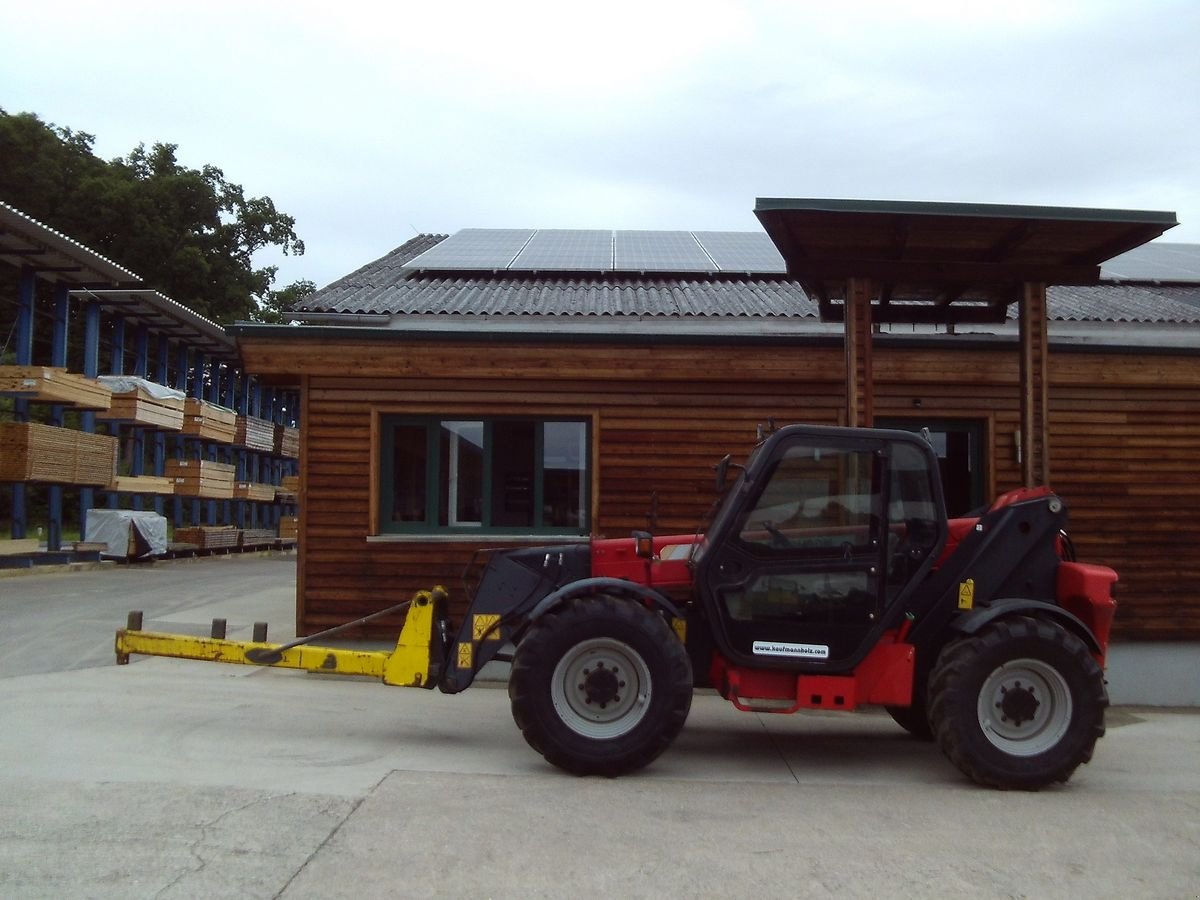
[118,424,1117,789]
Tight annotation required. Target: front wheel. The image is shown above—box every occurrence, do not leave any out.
[509,595,693,776]
[928,616,1107,789]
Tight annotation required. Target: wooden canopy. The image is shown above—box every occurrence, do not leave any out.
[754,198,1178,485]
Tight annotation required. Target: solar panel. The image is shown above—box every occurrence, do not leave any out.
[1101,242,1200,283]
[614,231,714,272]
[510,230,613,271]
[403,228,534,270]
[693,231,787,274]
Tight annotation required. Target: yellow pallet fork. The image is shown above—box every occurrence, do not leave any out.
[116,587,449,688]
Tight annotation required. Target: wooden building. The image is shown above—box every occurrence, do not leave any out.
[231,205,1200,656]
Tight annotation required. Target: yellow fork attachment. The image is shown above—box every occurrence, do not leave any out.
[115,587,447,688]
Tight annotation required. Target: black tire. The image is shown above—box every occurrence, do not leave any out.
[928,616,1107,790]
[508,595,693,776]
[886,693,934,740]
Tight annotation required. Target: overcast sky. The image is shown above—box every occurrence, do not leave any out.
[3,0,1198,293]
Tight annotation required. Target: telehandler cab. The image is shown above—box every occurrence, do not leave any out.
[117,424,1117,789]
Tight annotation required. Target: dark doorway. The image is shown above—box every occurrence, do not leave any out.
[877,418,986,517]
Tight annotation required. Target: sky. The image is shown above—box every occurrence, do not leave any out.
[3,0,1199,294]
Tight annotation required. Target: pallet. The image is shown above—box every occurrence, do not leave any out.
[274,425,300,458]
[108,475,176,494]
[182,399,237,443]
[234,481,276,501]
[0,366,113,411]
[97,380,185,430]
[0,422,119,485]
[164,458,236,499]
[173,525,240,550]
[234,415,276,452]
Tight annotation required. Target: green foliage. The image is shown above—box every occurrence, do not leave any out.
[257,279,317,324]
[0,109,305,324]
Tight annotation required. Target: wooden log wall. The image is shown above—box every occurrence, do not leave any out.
[239,337,1200,642]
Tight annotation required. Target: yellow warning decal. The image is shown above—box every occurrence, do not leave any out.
[473,614,502,642]
[671,617,687,643]
[958,579,976,610]
[457,642,473,669]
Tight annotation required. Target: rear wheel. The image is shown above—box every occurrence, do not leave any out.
[509,595,693,775]
[928,616,1107,789]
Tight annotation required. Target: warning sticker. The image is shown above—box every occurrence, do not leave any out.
[473,614,501,642]
[457,643,473,669]
[958,579,976,610]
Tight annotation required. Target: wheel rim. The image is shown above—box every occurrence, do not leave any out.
[551,637,652,739]
[977,657,1073,756]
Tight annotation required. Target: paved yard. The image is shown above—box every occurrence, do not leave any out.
[1,556,1197,898]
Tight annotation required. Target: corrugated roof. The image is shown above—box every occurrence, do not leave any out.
[0,200,142,284]
[294,233,1200,325]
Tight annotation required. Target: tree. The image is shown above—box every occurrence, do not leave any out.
[0,109,305,324]
[258,279,317,325]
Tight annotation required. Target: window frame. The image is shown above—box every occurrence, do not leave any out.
[376,413,594,537]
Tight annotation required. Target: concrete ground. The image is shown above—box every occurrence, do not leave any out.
[0,556,1197,899]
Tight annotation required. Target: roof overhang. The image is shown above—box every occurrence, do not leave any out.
[71,288,237,361]
[0,201,141,285]
[755,198,1178,324]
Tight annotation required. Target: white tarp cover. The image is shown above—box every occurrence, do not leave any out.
[95,375,186,401]
[84,509,169,558]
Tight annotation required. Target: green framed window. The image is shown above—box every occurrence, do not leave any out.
[380,416,591,535]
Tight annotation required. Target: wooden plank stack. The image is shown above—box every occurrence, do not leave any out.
[235,415,276,452]
[278,516,299,540]
[274,425,300,458]
[97,382,185,430]
[0,366,113,410]
[276,474,300,501]
[109,475,176,494]
[174,525,240,550]
[239,528,277,548]
[0,422,118,485]
[234,481,276,501]
[182,399,237,443]
[164,458,236,498]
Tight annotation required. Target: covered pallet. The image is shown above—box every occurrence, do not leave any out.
[96,376,185,430]
[174,525,240,550]
[164,458,236,499]
[0,365,112,410]
[84,509,168,559]
[0,422,118,485]
[234,415,276,451]
[182,399,237,443]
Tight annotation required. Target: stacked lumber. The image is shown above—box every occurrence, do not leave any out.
[109,475,176,494]
[234,481,276,501]
[174,525,240,549]
[0,539,41,556]
[0,366,112,411]
[0,422,118,485]
[278,516,299,540]
[97,379,185,430]
[164,458,236,498]
[274,425,300,458]
[240,528,277,547]
[276,474,300,501]
[182,399,237,443]
[234,415,276,452]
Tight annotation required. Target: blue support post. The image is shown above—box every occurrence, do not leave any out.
[47,283,71,550]
[154,335,170,517]
[79,300,102,539]
[10,269,36,539]
[106,317,125,510]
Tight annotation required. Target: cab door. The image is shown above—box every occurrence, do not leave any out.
[700,434,940,672]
